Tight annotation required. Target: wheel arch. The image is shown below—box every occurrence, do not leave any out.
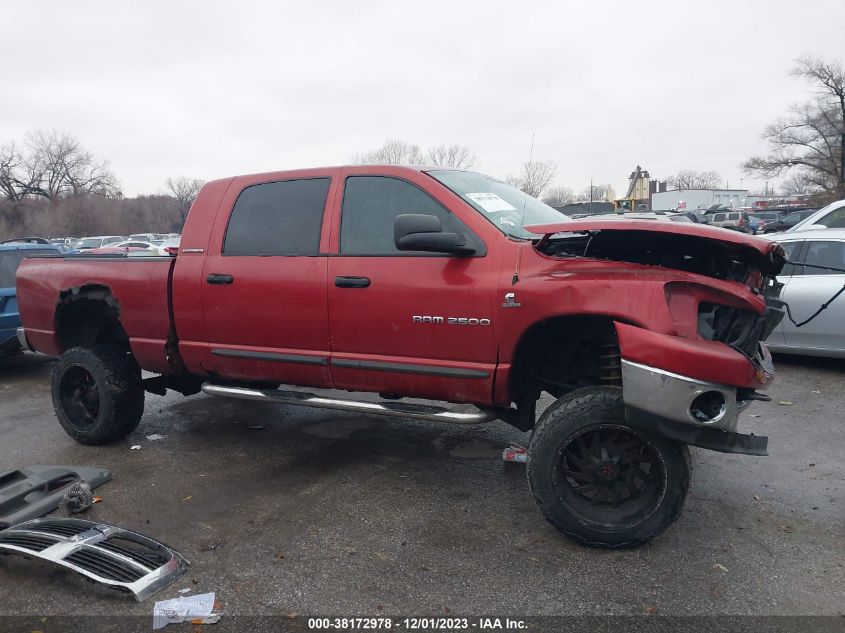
[504,313,641,417]
[55,284,129,352]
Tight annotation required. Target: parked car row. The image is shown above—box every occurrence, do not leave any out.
[692,202,845,235]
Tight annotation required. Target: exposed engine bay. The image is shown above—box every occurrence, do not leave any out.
[537,229,786,286]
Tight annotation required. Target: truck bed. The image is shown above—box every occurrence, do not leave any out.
[16,254,176,373]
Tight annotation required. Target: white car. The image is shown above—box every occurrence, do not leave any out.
[787,199,845,233]
[766,228,845,358]
[75,236,126,250]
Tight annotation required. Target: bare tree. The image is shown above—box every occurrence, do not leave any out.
[0,131,119,201]
[508,160,557,198]
[0,142,24,201]
[166,176,205,223]
[576,183,616,202]
[781,172,814,195]
[744,56,845,197]
[541,185,575,207]
[353,139,423,165]
[667,169,722,190]
[425,144,477,169]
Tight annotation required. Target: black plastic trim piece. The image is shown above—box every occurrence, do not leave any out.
[330,358,489,379]
[211,348,328,366]
[625,406,768,456]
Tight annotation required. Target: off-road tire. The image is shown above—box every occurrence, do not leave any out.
[527,386,690,548]
[51,344,144,445]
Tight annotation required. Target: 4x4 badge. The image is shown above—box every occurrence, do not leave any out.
[502,292,521,308]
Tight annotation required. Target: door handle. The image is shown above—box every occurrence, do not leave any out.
[206,273,234,285]
[335,276,370,288]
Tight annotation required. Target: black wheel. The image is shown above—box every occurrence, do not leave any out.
[51,344,145,445]
[527,386,690,548]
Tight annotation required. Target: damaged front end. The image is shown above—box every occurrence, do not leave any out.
[528,220,787,455]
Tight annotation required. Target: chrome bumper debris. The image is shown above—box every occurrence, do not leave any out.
[0,518,188,601]
[621,359,743,433]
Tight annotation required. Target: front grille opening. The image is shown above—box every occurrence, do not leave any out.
[95,537,170,570]
[698,302,760,357]
[66,548,146,583]
[0,533,59,552]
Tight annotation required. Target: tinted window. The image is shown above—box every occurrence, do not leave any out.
[782,212,801,224]
[224,178,330,256]
[713,213,726,222]
[0,249,55,287]
[340,176,480,255]
[796,241,845,275]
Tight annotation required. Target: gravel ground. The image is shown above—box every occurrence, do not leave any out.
[0,352,842,623]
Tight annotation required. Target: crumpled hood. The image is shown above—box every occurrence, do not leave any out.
[526,219,786,276]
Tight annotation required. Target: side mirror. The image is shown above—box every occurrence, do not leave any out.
[394,214,476,256]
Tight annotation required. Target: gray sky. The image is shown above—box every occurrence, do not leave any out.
[3,0,844,197]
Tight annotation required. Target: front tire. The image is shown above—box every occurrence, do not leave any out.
[51,344,145,445]
[527,386,690,548]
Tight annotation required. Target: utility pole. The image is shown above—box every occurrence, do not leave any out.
[841,131,844,193]
[589,178,593,214]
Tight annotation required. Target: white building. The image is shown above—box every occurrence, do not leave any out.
[651,189,750,211]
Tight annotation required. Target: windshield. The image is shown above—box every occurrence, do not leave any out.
[427,170,568,239]
[78,238,101,248]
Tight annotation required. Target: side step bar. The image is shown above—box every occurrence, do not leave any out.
[201,383,497,424]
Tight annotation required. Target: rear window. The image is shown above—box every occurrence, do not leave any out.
[0,249,55,287]
[223,178,330,256]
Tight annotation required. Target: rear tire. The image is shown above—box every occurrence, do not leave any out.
[527,386,690,548]
[51,344,144,445]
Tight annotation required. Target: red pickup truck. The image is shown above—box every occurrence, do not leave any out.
[16,165,786,547]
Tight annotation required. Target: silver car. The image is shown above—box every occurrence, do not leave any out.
[766,229,845,358]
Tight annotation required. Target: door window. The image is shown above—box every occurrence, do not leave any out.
[223,178,330,256]
[795,241,845,275]
[339,176,481,255]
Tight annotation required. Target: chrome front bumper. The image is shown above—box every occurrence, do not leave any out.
[621,359,748,433]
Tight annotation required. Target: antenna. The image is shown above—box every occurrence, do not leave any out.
[520,132,535,238]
